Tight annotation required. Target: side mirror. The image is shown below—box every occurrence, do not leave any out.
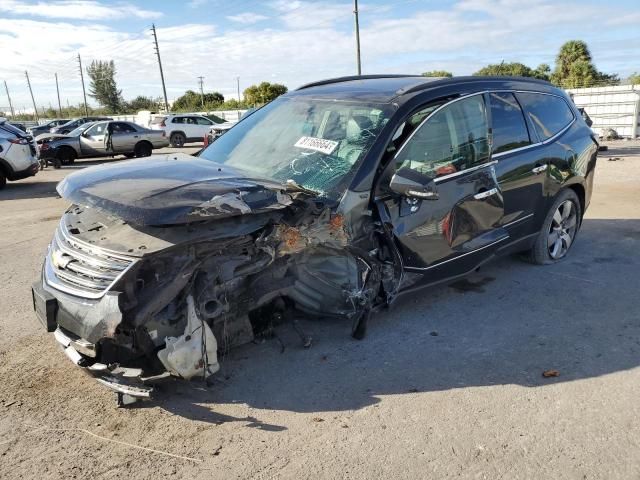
[389,168,439,200]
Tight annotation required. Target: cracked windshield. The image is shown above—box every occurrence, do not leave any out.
[199,97,392,199]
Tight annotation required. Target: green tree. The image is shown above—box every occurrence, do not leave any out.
[243,82,288,105]
[173,90,225,111]
[125,95,161,112]
[628,72,640,85]
[422,70,453,78]
[474,62,550,80]
[550,40,618,87]
[86,60,123,113]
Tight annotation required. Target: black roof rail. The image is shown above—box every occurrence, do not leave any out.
[296,74,423,90]
[400,75,553,95]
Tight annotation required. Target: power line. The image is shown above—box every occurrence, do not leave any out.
[353,0,362,75]
[151,23,169,112]
[25,71,39,121]
[197,75,205,108]
[55,73,62,117]
[77,53,89,116]
[4,81,15,117]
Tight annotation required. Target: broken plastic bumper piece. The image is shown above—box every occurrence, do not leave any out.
[53,327,158,403]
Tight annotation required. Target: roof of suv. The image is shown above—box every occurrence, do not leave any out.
[291,74,557,104]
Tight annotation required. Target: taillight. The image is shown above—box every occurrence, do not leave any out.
[9,137,28,145]
[40,143,50,150]
[160,120,166,127]
[203,135,209,147]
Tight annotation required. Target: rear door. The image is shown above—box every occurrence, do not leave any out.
[492,91,576,234]
[380,93,507,281]
[110,122,138,152]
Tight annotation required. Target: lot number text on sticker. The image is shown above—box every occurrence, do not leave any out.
[294,136,339,155]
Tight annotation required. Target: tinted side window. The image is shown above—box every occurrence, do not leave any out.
[172,117,183,124]
[396,95,489,178]
[489,92,531,154]
[195,117,212,125]
[112,122,136,133]
[517,92,574,141]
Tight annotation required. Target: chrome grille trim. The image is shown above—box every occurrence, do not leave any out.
[44,218,137,299]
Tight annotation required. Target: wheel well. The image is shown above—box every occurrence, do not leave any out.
[0,158,11,178]
[566,183,585,219]
[57,145,76,158]
[170,130,186,138]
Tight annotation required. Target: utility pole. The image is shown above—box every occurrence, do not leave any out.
[151,24,169,112]
[353,0,362,75]
[236,76,240,102]
[25,70,39,121]
[77,54,89,116]
[3,81,15,117]
[197,76,205,108]
[54,73,62,117]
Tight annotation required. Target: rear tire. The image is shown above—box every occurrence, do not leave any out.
[134,142,152,158]
[170,132,186,148]
[56,147,76,166]
[525,189,581,265]
[124,153,135,159]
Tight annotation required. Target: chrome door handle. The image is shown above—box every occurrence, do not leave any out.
[473,187,498,200]
[531,164,548,174]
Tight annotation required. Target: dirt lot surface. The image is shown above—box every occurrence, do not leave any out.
[1,142,639,479]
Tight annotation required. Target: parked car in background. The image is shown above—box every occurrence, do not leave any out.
[203,121,235,147]
[38,120,169,167]
[28,119,69,137]
[9,122,27,132]
[0,118,38,188]
[50,116,112,134]
[31,75,597,403]
[150,114,223,147]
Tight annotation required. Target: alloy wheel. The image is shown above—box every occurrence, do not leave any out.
[547,199,578,259]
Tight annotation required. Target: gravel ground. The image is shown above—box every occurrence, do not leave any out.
[1,142,639,479]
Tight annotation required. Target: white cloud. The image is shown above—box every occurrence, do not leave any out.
[0,0,637,110]
[226,12,268,24]
[0,0,161,20]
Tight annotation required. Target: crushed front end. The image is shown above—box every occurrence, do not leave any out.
[33,187,391,404]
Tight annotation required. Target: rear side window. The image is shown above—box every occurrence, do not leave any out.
[489,92,531,154]
[112,122,136,133]
[517,92,574,141]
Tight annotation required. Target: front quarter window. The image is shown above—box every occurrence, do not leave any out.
[199,97,392,199]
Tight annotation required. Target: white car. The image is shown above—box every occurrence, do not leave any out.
[150,114,221,147]
[0,118,39,189]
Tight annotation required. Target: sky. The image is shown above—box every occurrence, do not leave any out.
[0,0,638,112]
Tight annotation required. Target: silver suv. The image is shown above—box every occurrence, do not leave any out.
[0,118,38,189]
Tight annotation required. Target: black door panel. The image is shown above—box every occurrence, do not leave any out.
[383,163,506,271]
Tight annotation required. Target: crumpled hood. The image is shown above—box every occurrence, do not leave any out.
[36,133,71,143]
[57,153,301,226]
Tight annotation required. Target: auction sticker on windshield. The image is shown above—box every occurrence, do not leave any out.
[294,136,338,155]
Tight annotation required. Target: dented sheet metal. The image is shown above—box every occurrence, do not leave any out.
[39,152,394,403]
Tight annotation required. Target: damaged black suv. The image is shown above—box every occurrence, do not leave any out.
[32,75,597,404]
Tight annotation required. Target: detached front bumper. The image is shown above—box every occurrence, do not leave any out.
[31,279,165,405]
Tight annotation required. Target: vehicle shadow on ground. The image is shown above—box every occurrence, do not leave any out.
[599,144,640,159]
[154,219,640,424]
[0,181,60,200]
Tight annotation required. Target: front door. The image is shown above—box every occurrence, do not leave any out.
[79,121,108,156]
[380,94,507,283]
